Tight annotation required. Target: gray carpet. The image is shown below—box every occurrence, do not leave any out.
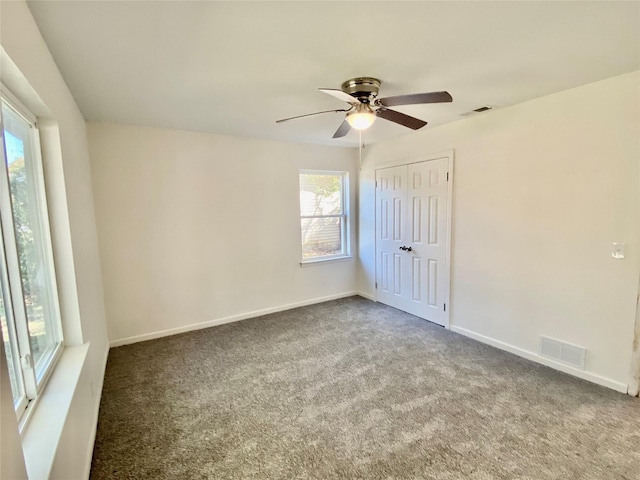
[91,296,640,479]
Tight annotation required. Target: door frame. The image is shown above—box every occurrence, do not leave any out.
[373,149,454,329]
[629,272,640,396]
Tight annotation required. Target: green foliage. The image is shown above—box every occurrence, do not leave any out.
[307,174,340,198]
[8,157,37,297]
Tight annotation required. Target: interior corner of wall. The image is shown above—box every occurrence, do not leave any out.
[628,379,639,397]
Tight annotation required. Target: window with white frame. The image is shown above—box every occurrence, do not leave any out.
[299,170,349,261]
[0,88,63,422]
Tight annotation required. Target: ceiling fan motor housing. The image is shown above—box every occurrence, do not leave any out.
[341,77,381,102]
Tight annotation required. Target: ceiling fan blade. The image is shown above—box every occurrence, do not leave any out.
[319,88,361,105]
[332,119,351,138]
[376,91,452,107]
[276,109,348,123]
[376,108,427,130]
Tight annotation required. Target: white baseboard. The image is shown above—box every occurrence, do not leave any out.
[109,291,360,348]
[450,325,628,394]
[357,291,375,301]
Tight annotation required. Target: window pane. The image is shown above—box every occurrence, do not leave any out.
[299,174,342,216]
[0,238,25,407]
[301,217,343,259]
[2,103,59,373]
[0,274,25,407]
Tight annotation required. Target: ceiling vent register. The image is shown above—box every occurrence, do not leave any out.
[460,105,494,117]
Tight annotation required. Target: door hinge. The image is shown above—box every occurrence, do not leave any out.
[375,180,378,188]
[375,282,378,289]
[444,303,446,312]
[446,172,449,181]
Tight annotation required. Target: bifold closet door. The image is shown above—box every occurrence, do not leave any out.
[375,159,449,326]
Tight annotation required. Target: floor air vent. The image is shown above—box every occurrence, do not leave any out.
[539,336,586,370]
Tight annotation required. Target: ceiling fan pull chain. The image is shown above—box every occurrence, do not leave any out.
[359,130,362,169]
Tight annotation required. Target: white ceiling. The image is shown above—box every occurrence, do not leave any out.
[26,1,640,148]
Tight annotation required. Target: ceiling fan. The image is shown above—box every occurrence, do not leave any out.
[276,77,452,138]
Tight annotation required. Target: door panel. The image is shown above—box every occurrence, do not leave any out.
[416,159,448,325]
[376,159,449,326]
[376,165,413,312]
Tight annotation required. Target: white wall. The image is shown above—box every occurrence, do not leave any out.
[359,72,640,390]
[88,123,359,344]
[0,1,109,478]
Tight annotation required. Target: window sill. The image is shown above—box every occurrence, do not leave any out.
[300,255,353,267]
[20,343,89,480]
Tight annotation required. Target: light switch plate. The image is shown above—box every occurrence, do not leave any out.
[612,243,625,259]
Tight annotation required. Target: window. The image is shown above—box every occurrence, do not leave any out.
[0,87,63,422]
[299,170,349,261]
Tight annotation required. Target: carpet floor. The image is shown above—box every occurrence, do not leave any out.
[91,296,640,479]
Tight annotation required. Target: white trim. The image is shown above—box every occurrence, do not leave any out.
[30,127,65,351]
[365,149,455,172]
[444,152,454,329]
[299,168,347,176]
[300,255,353,267]
[451,325,628,394]
[628,272,640,397]
[109,291,360,347]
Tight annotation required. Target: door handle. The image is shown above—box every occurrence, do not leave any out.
[399,246,412,252]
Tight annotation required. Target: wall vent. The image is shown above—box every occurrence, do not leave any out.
[460,105,494,117]
[539,336,586,370]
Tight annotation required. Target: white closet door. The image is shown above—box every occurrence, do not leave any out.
[376,158,449,326]
[376,165,412,314]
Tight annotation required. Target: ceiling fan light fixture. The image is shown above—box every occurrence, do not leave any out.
[346,104,376,130]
